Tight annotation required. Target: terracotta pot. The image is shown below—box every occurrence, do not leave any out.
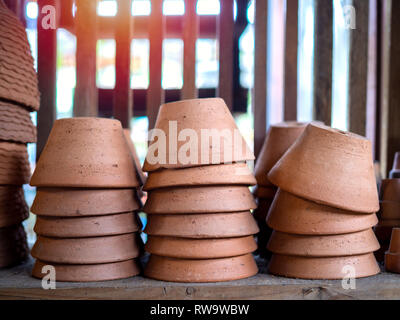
[267,190,378,235]
[145,211,259,238]
[253,198,274,221]
[123,129,146,186]
[0,142,31,185]
[31,233,142,264]
[0,224,28,268]
[377,219,400,228]
[267,229,380,257]
[145,235,257,259]
[254,122,307,187]
[143,98,254,172]
[268,253,380,280]
[144,186,256,214]
[31,188,141,217]
[379,201,400,220]
[30,118,140,188]
[144,253,258,282]
[253,186,277,199]
[144,162,256,191]
[0,186,29,228]
[380,179,400,202]
[32,259,141,282]
[268,123,379,213]
[34,212,142,238]
[385,228,400,273]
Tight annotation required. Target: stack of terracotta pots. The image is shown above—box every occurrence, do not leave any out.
[30,118,144,282]
[385,228,400,273]
[142,98,259,282]
[253,122,307,256]
[266,123,381,279]
[0,1,40,267]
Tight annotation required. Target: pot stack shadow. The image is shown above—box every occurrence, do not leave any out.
[142,98,259,282]
[29,118,144,282]
[0,1,40,267]
[266,123,381,279]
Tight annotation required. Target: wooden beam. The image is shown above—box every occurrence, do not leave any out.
[73,0,98,117]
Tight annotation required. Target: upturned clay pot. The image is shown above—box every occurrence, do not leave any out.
[143,98,254,172]
[376,220,400,228]
[31,233,142,264]
[144,186,256,214]
[0,142,31,185]
[254,122,307,187]
[0,224,28,268]
[31,188,141,217]
[268,253,380,280]
[380,179,400,202]
[268,123,379,213]
[144,211,259,238]
[34,212,142,238]
[143,162,256,191]
[30,118,140,188]
[123,129,146,186]
[267,190,378,235]
[385,228,400,273]
[32,259,141,282]
[267,229,380,257]
[0,186,29,228]
[253,186,277,199]
[379,201,400,220]
[144,253,258,282]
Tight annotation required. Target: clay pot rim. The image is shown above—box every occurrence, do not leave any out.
[270,121,308,128]
[146,210,253,217]
[34,231,142,241]
[310,122,368,141]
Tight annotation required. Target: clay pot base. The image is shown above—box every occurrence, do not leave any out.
[34,212,142,238]
[380,179,400,202]
[31,233,142,264]
[144,186,256,214]
[379,201,400,220]
[0,186,29,227]
[144,162,256,191]
[268,253,380,280]
[377,220,400,228]
[32,259,141,282]
[267,229,380,257]
[145,211,259,238]
[0,224,28,268]
[145,235,257,259]
[385,253,400,273]
[31,188,141,217]
[253,186,276,199]
[267,190,378,235]
[0,142,31,185]
[144,254,258,283]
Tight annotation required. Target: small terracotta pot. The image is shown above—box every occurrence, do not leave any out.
[144,186,256,214]
[34,212,142,238]
[144,253,258,282]
[0,142,31,185]
[144,162,256,191]
[379,201,400,220]
[379,179,400,202]
[145,235,257,259]
[253,186,277,199]
[253,198,274,221]
[254,122,307,187]
[268,123,379,213]
[267,190,378,235]
[0,186,29,228]
[32,259,141,282]
[145,211,259,238]
[31,233,142,264]
[30,118,140,188]
[123,129,146,186]
[385,228,400,273]
[0,224,28,268]
[267,229,380,257]
[268,253,380,280]
[31,188,141,217]
[143,98,254,172]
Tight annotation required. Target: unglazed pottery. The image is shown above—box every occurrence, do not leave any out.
[144,211,259,238]
[268,123,379,213]
[144,162,256,191]
[379,201,400,220]
[268,253,380,280]
[385,228,400,273]
[0,142,31,185]
[144,186,256,214]
[123,129,146,186]
[31,188,141,217]
[0,186,29,228]
[0,224,28,268]
[31,233,142,264]
[144,253,258,282]
[380,179,400,202]
[253,186,277,200]
[143,98,254,172]
[267,189,378,235]
[30,118,140,188]
[32,259,141,282]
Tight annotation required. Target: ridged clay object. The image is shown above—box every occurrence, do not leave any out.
[379,201,400,220]
[0,142,31,185]
[0,224,28,268]
[0,186,29,228]
[380,179,400,202]
[385,228,400,273]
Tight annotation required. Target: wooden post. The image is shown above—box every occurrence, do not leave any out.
[73,0,98,117]
[181,0,198,100]
[114,0,133,128]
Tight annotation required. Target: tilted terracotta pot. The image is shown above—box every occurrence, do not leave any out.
[143,98,254,172]
[268,123,379,213]
[123,129,146,186]
[34,212,142,238]
[30,118,140,188]
[32,259,141,282]
[31,233,142,264]
[144,253,258,282]
[0,224,28,268]
[145,211,259,238]
[253,186,277,200]
[379,201,400,220]
[144,186,256,214]
[267,190,378,235]
[31,188,141,217]
[268,253,380,280]
[267,229,380,257]
[380,179,400,202]
[385,228,400,273]
[0,142,31,185]
[0,186,29,228]
[145,235,257,259]
[144,162,256,191]
[254,122,307,187]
